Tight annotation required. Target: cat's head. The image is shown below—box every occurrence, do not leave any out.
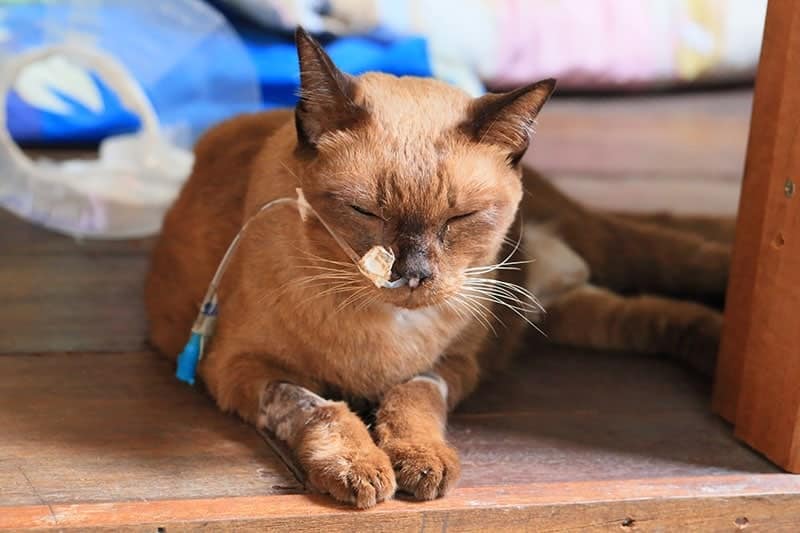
[291,28,554,309]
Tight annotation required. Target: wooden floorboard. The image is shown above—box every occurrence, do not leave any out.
[530,89,752,181]
[0,348,779,503]
[527,88,750,216]
[0,211,152,354]
[0,352,300,507]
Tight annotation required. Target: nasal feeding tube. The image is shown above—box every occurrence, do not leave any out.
[175,187,404,384]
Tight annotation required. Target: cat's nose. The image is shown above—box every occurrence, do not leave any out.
[406,274,428,289]
[403,268,432,289]
[393,253,433,288]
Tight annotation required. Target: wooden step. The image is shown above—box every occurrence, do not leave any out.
[3,349,798,531]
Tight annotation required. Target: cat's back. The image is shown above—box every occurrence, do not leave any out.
[145,109,294,357]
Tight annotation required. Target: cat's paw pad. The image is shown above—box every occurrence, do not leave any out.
[298,404,396,508]
[382,440,461,500]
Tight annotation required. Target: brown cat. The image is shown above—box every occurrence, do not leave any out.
[145,28,731,508]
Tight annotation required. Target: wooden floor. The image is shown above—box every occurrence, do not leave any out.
[4,89,800,531]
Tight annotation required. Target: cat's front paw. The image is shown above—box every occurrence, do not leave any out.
[297,403,396,508]
[381,439,461,500]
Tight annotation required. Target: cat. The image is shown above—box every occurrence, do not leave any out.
[145,28,731,508]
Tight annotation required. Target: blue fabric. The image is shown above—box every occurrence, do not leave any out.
[5,3,432,145]
[7,73,141,144]
[246,33,431,109]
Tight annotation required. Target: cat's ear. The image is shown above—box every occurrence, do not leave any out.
[463,78,556,166]
[294,27,367,149]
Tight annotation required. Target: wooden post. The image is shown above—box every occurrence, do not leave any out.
[713,0,800,472]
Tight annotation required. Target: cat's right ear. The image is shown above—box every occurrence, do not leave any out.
[294,27,367,149]
[462,78,556,167]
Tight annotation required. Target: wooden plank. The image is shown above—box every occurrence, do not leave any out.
[0,349,777,508]
[711,9,781,425]
[0,209,154,257]
[0,254,149,353]
[461,342,713,415]
[0,208,152,354]
[2,476,800,531]
[527,89,751,182]
[0,352,300,507]
[713,0,800,472]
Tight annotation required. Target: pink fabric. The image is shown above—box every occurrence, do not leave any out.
[491,0,668,89]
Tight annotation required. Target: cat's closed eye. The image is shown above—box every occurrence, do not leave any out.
[447,211,479,224]
[350,204,380,219]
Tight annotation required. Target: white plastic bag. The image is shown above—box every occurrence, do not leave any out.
[0,0,260,239]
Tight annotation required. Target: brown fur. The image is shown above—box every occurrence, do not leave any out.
[145,29,730,507]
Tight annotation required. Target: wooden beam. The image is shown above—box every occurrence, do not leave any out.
[2,476,800,532]
[714,0,800,471]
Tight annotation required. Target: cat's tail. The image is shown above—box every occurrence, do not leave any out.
[605,211,736,244]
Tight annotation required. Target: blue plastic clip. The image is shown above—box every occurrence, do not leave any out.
[176,332,202,385]
[175,299,217,385]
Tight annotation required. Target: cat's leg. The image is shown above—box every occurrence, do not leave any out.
[544,284,722,376]
[556,213,730,302]
[200,351,396,508]
[374,350,480,500]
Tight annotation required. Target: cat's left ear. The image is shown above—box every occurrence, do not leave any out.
[463,78,556,166]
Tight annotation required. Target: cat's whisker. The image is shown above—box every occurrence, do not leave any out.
[483,258,534,267]
[293,264,361,275]
[464,259,535,275]
[460,287,540,315]
[447,298,469,326]
[345,290,378,315]
[292,282,369,315]
[454,294,498,335]
[462,279,523,301]
[285,274,361,294]
[463,290,545,336]
[465,266,522,274]
[290,250,355,268]
[463,222,529,276]
[464,277,545,312]
[314,280,363,298]
[335,286,373,314]
[450,295,485,332]
[263,271,361,306]
[462,281,538,310]
[294,272,362,283]
[354,292,381,313]
[290,245,354,263]
[294,289,357,312]
[462,289,540,317]
[460,293,507,326]
[441,297,467,322]
[465,259,535,270]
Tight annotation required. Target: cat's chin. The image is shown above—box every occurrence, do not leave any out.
[388,299,435,311]
[378,287,452,311]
